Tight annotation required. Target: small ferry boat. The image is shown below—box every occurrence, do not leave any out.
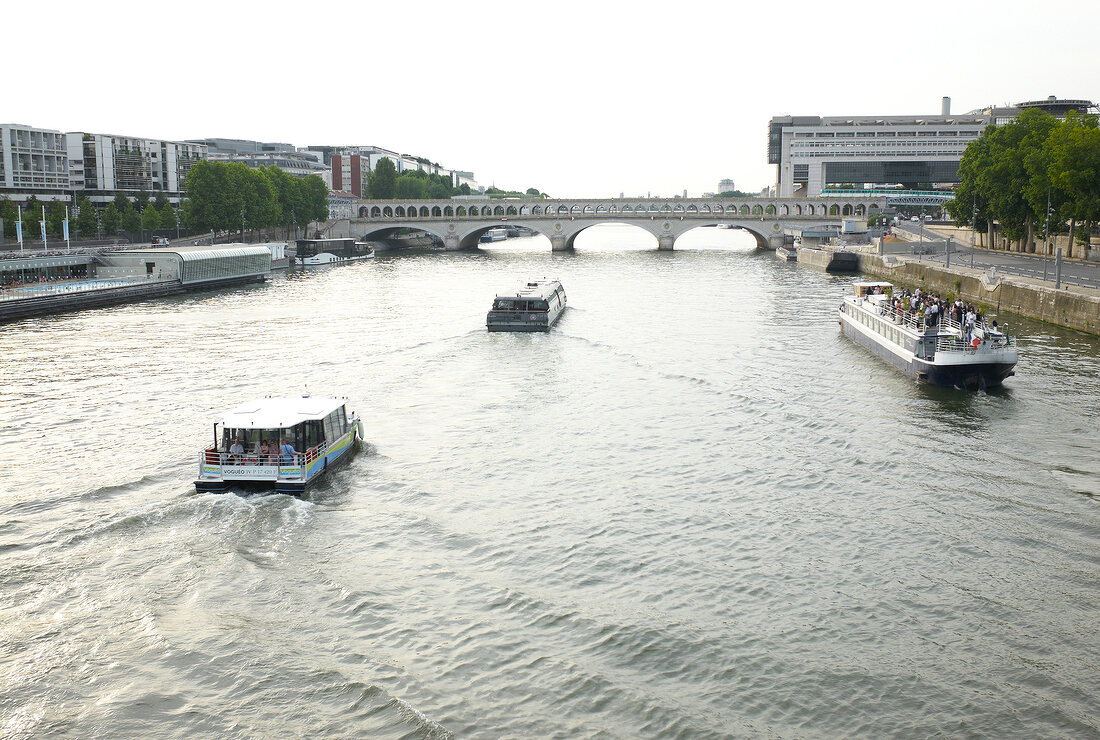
[486,279,567,332]
[775,245,797,262]
[838,281,1018,390]
[194,395,363,494]
[479,228,508,243]
[294,238,375,266]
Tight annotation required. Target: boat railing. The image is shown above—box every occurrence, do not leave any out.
[201,449,309,468]
[869,299,1009,340]
[931,332,1015,353]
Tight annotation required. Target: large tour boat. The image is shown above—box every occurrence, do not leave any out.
[838,281,1018,390]
[294,238,375,266]
[194,395,363,494]
[486,279,567,332]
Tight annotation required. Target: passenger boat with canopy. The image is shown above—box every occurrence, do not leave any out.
[194,395,363,494]
[486,279,567,332]
[838,281,1018,390]
[293,238,375,266]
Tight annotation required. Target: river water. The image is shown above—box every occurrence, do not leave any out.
[1,226,1098,739]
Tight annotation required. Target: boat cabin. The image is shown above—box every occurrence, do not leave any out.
[195,395,362,494]
[486,279,567,332]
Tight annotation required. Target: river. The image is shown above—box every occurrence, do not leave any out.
[1,225,1097,738]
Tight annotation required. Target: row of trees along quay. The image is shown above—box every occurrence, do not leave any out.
[0,191,181,241]
[364,156,545,199]
[946,109,1100,255]
[182,161,329,240]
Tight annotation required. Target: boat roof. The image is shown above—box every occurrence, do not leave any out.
[853,281,894,288]
[496,279,563,300]
[217,396,348,429]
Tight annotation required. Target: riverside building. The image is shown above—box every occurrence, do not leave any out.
[0,123,70,202]
[67,132,206,206]
[768,96,1097,198]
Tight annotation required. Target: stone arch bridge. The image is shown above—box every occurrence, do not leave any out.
[347,197,885,251]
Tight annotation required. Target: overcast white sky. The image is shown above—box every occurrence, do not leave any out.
[8,0,1096,198]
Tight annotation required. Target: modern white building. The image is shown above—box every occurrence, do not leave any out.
[768,113,989,198]
[0,123,70,202]
[67,132,206,205]
[190,138,327,178]
[769,96,1097,198]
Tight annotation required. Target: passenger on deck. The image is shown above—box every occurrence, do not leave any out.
[256,439,272,462]
[279,438,298,464]
[229,437,244,458]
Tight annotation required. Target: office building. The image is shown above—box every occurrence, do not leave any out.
[0,123,70,202]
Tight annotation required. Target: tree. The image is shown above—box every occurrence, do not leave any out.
[298,175,329,224]
[75,197,98,238]
[134,188,150,213]
[0,198,17,238]
[46,202,67,236]
[113,192,132,214]
[1045,111,1100,251]
[101,203,121,235]
[121,207,141,236]
[154,192,170,211]
[142,204,161,233]
[367,157,397,198]
[395,173,429,199]
[159,202,177,234]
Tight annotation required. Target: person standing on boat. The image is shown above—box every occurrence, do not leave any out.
[229,437,244,459]
[279,438,298,465]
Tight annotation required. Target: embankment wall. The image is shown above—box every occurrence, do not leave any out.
[860,255,1100,334]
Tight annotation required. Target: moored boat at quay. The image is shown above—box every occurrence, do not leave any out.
[486,279,567,332]
[194,395,363,495]
[294,238,375,265]
[838,281,1018,390]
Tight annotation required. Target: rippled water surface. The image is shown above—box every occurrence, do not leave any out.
[1,227,1098,739]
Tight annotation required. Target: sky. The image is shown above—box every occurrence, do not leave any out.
[8,0,1097,199]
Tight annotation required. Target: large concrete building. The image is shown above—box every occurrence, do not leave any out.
[309,144,478,197]
[0,123,70,202]
[768,96,1097,198]
[66,132,206,205]
[189,138,327,178]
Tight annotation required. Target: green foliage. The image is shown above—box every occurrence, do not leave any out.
[949,109,1100,243]
[75,197,98,238]
[395,173,429,199]
[134,188,150,213]
[182,160,330,233]
[159,202,177,231]
[46,202,67,236]
[121,208,141,235]
[101,203,121,235]
[154,192,170,211]
[367,157,397,199]
[142,204,161,232]
[718,190,754,198]
[0,198,17,238]
[113,192,132,213]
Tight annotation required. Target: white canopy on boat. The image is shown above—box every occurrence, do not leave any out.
[217,396,347,429]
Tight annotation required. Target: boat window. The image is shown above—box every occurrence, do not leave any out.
[494,299,515,310]
[533,300,548,311]
[337,406,347,433]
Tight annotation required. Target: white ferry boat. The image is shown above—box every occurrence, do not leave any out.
[294,238,375,266]
[486,279,567,332]
[194,395,363,494]
[838,281,1018,390]
[479,228,508,243]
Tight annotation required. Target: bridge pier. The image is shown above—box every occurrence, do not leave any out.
[658,234,675,251]
[551,235,571,252]
[444,234,461,250]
